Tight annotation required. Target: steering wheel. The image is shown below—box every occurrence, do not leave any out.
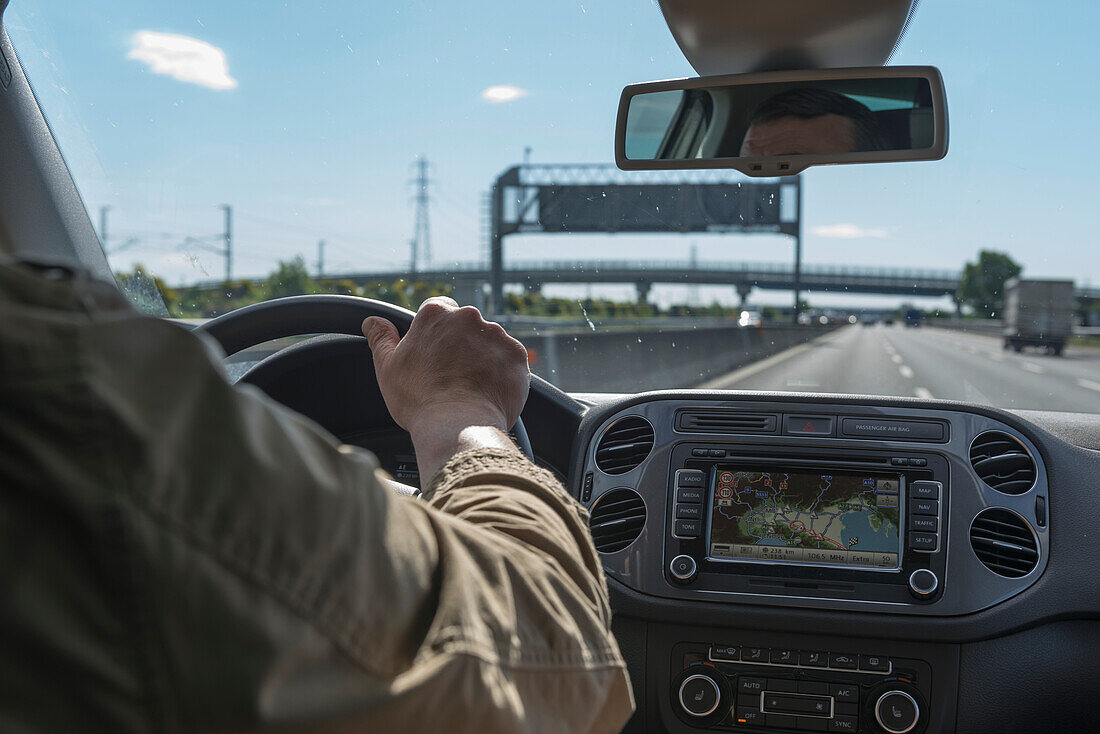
[196,295,533,459]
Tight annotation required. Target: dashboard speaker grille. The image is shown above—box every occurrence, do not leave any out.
[677,410,779,434]
[969,432,1036,494]
[588,488,646,553]
[970,509,1039,578]
[594,416,654,474]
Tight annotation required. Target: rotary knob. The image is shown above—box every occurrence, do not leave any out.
[671,666,730,727]
[874,689,920,733]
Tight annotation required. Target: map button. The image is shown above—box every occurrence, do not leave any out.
[783,415,836,436]
[910,481,941,499]
[676,469,706,488]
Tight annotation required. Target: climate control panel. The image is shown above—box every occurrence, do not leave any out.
[670,641,932,733]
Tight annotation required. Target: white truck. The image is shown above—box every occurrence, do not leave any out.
[1002,278,1076,355]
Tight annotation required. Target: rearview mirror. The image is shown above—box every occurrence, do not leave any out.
[615,66,947,177]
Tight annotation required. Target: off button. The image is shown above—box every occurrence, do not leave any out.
[670,555,697,583]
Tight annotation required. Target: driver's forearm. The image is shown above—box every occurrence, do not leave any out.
[408,415,520,485]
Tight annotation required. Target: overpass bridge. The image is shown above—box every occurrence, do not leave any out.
[189,259,1100,309]
[328,259,963,305]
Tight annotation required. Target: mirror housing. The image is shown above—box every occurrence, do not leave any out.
[615,66,947,177]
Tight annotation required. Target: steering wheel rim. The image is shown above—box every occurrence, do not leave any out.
[196,295,533,459]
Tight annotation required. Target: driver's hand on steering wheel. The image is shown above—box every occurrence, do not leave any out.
[362,297,531,482]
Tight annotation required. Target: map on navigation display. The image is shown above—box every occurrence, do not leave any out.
[708,467,902,569]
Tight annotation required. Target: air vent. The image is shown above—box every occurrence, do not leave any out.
[588,488,646,553]
[970,509,1039,578]
[969,432,1036,494]
[594,416,654,474]
[677,410,779,434]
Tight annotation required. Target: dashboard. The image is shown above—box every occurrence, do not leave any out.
[239,336,1100,734]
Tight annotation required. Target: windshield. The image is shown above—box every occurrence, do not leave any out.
[6,0,1100,410]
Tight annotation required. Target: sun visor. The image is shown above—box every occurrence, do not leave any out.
[657,0,919,75]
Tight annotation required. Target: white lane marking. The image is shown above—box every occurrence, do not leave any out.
[899,365,915,379]
[891,354,903,364]
[1079,379,1100,393]
[1021,362,1045,374]
[914,387,934,399]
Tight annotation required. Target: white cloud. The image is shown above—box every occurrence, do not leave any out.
[810,223,889,239]
[481,85,527,103]
[127,31,237,90]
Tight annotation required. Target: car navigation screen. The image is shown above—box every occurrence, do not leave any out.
[707,466,903,570]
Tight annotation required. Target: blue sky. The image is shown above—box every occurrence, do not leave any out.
[5,0,1099,308]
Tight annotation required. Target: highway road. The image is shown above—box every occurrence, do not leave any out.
[704,324,1100,413]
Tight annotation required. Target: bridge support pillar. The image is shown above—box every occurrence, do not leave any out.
[736,284,753,309]
[953,298,963,318]
[451,281,487,310]
[635,281,652,304]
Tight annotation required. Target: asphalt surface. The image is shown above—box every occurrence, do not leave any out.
[707,324,1100,413]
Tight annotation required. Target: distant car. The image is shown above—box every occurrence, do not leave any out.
[797,312,814,326]
[738,309,763,328]
[883,317,895,326]
[904,309,923,327]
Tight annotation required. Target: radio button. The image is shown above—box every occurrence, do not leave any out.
[799,650,829,668]
[909,516,938,532]
[770,649,798,665]
[676,486,704,503]
[674,519,701,538]
[859,654,891,672]
[676,469,706,488]
[910,498,939,516]
[829,653,858,670]
[910,481,941,499]
[669,554,697,582]
[675,504,703,520]
[742,647,769,663]
[830,684,859,702]
[710,645,740,662]
[738,676,767,694]
[828,716,859,732]
[908,532,938,552]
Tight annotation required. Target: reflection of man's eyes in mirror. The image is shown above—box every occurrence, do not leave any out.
[738,88,888,157]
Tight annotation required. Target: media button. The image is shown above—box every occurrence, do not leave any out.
[911,498,939,516]
[676,486,704,503]
[675,504,702,520]
[829,652,858,670]
[799,650,829,668]
[859,654,891,673]
[676,469,706,488]
[742,647,769,663]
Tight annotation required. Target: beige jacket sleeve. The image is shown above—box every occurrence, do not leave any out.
[73,297,631,731]
[0,261,632,733]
